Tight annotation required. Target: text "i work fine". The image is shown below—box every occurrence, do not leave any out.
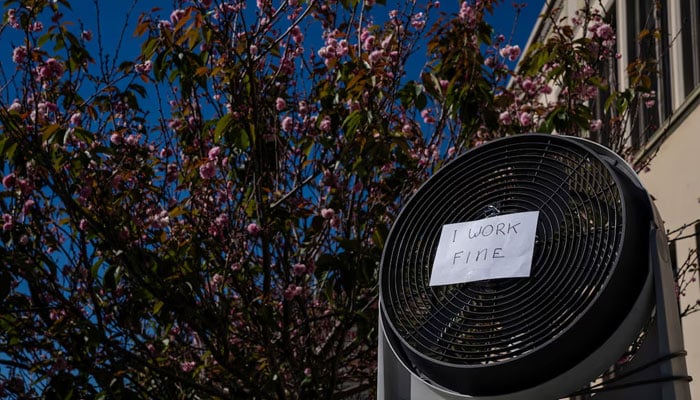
[451,220,522,264]
[429,211,540,286]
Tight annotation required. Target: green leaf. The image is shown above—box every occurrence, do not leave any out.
[42,124,62,143]
[342,111,363,136]
[232,127,250,149]
[415,92,428,110]
[37,32,53,48]
[154,51,167,81]
[372,226,386,248]
[153,300,164,314]
[91,257,105,279]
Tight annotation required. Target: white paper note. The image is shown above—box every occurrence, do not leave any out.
[429,211,540,286]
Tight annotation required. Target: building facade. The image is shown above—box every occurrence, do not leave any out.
[525,0,700,397]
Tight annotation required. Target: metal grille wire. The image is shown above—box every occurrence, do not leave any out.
[380,135,629,371]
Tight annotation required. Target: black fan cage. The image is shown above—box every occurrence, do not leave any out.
[379,134,652,396]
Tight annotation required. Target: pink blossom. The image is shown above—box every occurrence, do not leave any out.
[410,12,426,30]
[134,60,152,74]
[291,26,304,44]
[521,78,536,94]
[18,179,33,196]
[170,9,186,24]
[257,0,271,11]
[49,309,66,321]
[12,46,27,64]
[595,23,614,40]
[281,116,294,132]
[215,213,229,227]
[7,9,19,29]
[22,199,35,214]
[584,85,598,99]
[2,173,16,188]
[298,101,308,115]
[158,20,172,30]
[199,161,216,179]
[293,263,307,276]
[70,112,82,126]
[211,273,224,287]
[369,50,384,64]
[498,111,512,125]
[319,116,332,132]
[589,119,603,132]
[168,118,183,131]
[247,223,260,236]
[459,2,475,24]
[641,91,656,109]
[509,45,521,60]
[362,35,375,51]
[284,284,303,300]
[38,102,59,116]
[2,214,13,232]
[518,111,532,126]
[148,209,170,229]
[8,100,21,112]
[79,219,89,231]
[208,146,221,161]
[110,133,124,145]
[275,97,286,111]
[337,40,349,57]
[126,135,140,146]
[180,361,196,372]
[321,208,335,219]
[347,100,360,112]
[81,30,93,41]
[36,58,64,81]
[499,45,521,61]
[421,109,435,124]
[29,22,43,32]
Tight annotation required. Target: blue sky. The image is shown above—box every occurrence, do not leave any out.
[1,0,544,79]
[1,0,545,94]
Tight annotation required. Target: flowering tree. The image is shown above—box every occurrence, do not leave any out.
[1,0,694,398]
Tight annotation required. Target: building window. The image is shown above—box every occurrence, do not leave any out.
[626,0,672,148]
[591,6,618,149]
[680,1,700,96]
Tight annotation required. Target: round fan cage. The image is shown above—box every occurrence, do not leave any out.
[379,134,652,396]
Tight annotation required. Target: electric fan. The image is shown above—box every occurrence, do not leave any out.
[378,134,691,399]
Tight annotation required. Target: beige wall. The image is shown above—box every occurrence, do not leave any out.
[639,102,700,398]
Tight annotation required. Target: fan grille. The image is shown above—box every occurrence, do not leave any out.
[381,135,628,369]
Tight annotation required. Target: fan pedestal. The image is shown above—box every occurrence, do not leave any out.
[378,313,468,400]
[587,208,691,400]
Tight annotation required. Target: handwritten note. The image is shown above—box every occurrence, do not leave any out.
[429,211,539,286]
